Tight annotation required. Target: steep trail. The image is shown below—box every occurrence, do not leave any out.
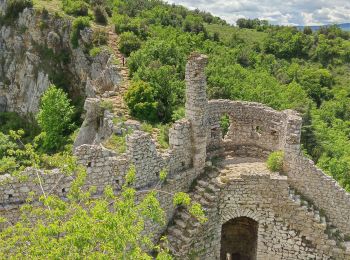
[90,23,131,118]
[106,26,130,118]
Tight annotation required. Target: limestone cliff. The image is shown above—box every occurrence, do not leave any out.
[0,4,122,115]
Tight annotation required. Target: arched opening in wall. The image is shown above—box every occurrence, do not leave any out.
[220,114,230,139]
[220,217,258,260]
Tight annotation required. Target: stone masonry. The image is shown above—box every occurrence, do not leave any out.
[1,53,350,259]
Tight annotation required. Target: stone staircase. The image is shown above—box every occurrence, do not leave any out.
[288,187,350,252]
[166,169,221,257]
[164,162,350,258]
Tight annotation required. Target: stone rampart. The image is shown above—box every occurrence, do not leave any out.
[285,152,350,236]
[207,100,302,157]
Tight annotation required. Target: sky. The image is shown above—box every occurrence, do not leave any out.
[167,0,350,26]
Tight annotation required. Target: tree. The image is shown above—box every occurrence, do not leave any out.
[0,165,206,258]
[119,31,142,56]
[37,85,74,152]
[303,26,313,35]
[125,80,159,122]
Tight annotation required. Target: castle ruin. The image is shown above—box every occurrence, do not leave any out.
[1,53,350,259]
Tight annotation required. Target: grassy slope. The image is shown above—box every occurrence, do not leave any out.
[206,23,267,47]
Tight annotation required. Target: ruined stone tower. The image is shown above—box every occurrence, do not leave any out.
[185,53,208,172]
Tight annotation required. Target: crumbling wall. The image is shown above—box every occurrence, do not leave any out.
[284,153,350,236]
[181,172,349,259]
[206,100,302,158]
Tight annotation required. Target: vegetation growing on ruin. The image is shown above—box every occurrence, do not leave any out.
[1,0,350,197]
[0,165,206,258]
[267,151,285,173]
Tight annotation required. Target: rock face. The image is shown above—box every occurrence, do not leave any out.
[0,6,122,115]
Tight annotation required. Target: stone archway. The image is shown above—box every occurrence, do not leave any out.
[220,217,258,260]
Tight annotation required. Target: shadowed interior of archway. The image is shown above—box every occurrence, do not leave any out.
[220,217,258,260]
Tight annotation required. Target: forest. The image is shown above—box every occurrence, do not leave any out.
[1,0,350,257]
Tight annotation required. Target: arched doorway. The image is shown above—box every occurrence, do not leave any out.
[220,217,258,260]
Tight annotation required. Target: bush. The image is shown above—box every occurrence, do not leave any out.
[267,151,284,172]
[94,5,108,25]
[63,0,89,17]
[37,85,75,152]
[156,124,170,149]
[125,80,158,122]
[92,28,108,46]
[70,16,91,48]
[89,47,102,57]
[3,0,33,23]
[0,112,39,141]
[119,32,141,57]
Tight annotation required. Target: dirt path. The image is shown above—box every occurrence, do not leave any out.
[105,26,131,118]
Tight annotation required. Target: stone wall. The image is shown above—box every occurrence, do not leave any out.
[176,171,350,259]
[207,100,301,157]
[285,153,350,236]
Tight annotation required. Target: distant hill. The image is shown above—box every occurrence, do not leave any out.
[297,23,350,31]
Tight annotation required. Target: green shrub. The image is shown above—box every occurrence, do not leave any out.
[70,16,91,48]
[141,123,153,133]
[220,114,230,138]
[0,133,17,158]
[156,124,170,149]
[94,5,108,25]
[63,0,89,17]
[267,151,284,172]
[0,112,39,141]
[100,100,113,111]
[37,85,75,152]
[89,47,102,57]
[119,32,141,57]
[3,0,33,23]
[92,29,108,46]
[124,80,158,122]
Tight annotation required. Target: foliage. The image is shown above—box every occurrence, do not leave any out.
[92,28,108,46]
[267,151,284,172]
[119,31,142,56]
[62,0,89,17]
[156,124,170,149]
[2,0,33,24]
[220,114,230,138]
[103,133,128,154]
[264,27,312,59]
[125,80,158,122]
[100,99,113,111]
[0,164,206,258]
[89,46,102,57]
[70,16,91,48]
[0,112,40,140]
[94,4,108,25]
[236,18,269,31]
[37,85,75,152]
[0,130,40,175]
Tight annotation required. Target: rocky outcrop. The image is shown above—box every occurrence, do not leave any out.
[0,6,122,115]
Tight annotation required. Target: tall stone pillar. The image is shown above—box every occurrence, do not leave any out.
[185,53,208,172]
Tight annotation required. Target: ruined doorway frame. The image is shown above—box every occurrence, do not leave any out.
[220,216,259,260]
